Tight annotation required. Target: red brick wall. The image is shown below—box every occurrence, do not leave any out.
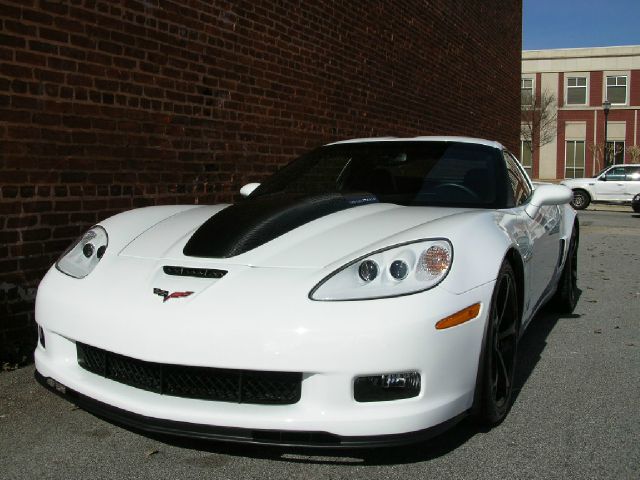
[0,0,522,362]
[629,70,640,107]
[557,72,564,107]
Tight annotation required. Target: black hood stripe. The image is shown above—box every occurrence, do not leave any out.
[183,193,377,258]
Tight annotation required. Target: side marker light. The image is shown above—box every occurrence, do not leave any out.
[435,303,481,330]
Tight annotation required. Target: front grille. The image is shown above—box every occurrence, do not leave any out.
[76,343,302,405]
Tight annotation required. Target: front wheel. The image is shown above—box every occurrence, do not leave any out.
[474,261,520,426]
[571,189,590,210]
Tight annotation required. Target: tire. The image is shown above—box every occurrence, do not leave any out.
[552,225,579,313]
[474,261,520,426]
[571,189,590,210]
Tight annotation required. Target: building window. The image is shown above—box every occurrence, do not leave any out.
[566,77,587,105]
[504,152,533,206]
[521,78,533,106]
[606,140,625,165]
[606,76,627,104]
[565,141,585,178]
[520,140,532,176]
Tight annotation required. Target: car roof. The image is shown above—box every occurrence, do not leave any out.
[326,136,505,150]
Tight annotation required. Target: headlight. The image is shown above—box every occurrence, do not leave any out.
[310,239,453,301]
[56,226,108,278]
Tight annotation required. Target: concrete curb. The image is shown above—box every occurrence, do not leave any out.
[585,203,633,212]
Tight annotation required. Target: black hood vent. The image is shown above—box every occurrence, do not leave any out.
[163,266,227,279]
[183,192,374,258]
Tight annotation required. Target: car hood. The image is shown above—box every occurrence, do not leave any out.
[119,201,476,269]
[560,178,595,186]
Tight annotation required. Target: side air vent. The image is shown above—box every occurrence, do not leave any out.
[163,266,227,279]
[557,239,566,268]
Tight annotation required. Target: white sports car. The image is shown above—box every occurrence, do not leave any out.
[35,137,578,448]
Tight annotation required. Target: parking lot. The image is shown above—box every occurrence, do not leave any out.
[1,208,638,480]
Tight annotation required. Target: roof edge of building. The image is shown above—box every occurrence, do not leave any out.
[523,45,640,60]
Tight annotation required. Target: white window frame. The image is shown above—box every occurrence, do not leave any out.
[565,140,585,178]
[605,75,628,105]
[606,140,625,165]
[565,75,588,106]
[521,77,534,106]
[520,140,533,176]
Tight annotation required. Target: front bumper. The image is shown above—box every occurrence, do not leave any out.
[35,262,495,444]
[36,371,466,448]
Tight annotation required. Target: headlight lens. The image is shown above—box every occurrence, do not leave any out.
[56,226,108,278]
[310,239,453,301]
[358,260,379,282]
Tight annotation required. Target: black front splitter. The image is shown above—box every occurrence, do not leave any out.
[35,370,467,449]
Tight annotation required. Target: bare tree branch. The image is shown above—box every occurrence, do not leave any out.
[589,143,605,173]
[626,145,640,164]
[521,89,557,156]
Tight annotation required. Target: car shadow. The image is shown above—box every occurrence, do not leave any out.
[511,303,581,406]
[116,290,583,466]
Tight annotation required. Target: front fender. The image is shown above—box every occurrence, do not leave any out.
[98,205,216,255]
[439,211,516,294]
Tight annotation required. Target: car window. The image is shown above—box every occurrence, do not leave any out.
[625,166,640,181]
[253,141,511,208]
[605,167,626,181]
[503,151,533,207]
[592,167,608,178]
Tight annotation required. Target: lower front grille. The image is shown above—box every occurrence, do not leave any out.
[76,343,302,405]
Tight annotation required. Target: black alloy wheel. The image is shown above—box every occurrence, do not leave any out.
[571,189,590,210]
[476,261,519,426]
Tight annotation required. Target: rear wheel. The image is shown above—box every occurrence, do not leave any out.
[552,225,579,313]
[571,189,590,210]
[475,261,519,426]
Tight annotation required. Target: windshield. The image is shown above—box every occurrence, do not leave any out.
[252,141,510,208]
[593,167,608,178]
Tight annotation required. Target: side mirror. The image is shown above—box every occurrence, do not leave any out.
[600,175,608,182]
[240,183,260,197]
[525,184,572,218]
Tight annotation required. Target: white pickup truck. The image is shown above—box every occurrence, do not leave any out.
[561,164,640,210]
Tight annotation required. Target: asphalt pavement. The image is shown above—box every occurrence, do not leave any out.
[1,209,638,479]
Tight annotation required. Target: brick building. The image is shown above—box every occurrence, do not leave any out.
[0,0,522,363]
[521,45,640,180]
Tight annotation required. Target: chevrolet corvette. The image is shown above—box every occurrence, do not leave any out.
[35,137,578,447]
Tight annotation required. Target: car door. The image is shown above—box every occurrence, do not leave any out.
[623,166,640,200]
[594,166,627,201]
[504,152,561,322]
